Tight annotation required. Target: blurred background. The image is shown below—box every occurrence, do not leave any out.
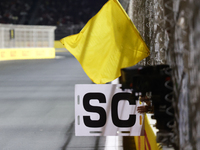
[0,0,200,150]
[0,0,107,40]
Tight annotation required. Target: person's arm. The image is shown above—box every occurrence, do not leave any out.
[137,105,149,113]
[137,96,154,113]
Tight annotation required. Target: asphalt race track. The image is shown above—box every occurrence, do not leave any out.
[0,51,123,150]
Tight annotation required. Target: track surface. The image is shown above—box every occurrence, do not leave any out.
[0,52,123,150]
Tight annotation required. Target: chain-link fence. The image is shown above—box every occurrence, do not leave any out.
[171,1,200,150]
[119,0,200,149]
[0,24,56,48]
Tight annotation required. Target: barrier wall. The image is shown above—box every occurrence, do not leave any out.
[134,114,161,150]
[0,24,56,60]
[0,48,55,60]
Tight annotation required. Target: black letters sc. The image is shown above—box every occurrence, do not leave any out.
[83,92,136,128]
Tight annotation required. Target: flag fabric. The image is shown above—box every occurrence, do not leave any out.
[60,0,150,84]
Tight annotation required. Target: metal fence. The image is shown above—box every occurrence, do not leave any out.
[0,24,56,48]
[120,0,200,149]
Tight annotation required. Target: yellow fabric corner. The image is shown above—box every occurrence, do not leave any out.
[60,0,150,84]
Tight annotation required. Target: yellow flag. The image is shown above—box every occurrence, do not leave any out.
[61,0,150,84]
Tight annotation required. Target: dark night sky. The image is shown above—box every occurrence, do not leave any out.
[0,0,108,25]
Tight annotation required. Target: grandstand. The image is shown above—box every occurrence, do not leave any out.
[0,0,107,40]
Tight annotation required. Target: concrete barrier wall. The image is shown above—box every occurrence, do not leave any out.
[0,24,56,60]
[134,115,162,150]
[0,48,55,60]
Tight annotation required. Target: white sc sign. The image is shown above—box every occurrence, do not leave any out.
[75,84,144,136]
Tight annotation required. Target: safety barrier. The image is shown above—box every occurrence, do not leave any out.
[134,114,161,150]
[0,24,56,60]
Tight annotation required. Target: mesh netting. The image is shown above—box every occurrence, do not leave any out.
[120,0,200,149]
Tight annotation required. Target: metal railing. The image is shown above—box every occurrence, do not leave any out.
[0,24,56,48]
